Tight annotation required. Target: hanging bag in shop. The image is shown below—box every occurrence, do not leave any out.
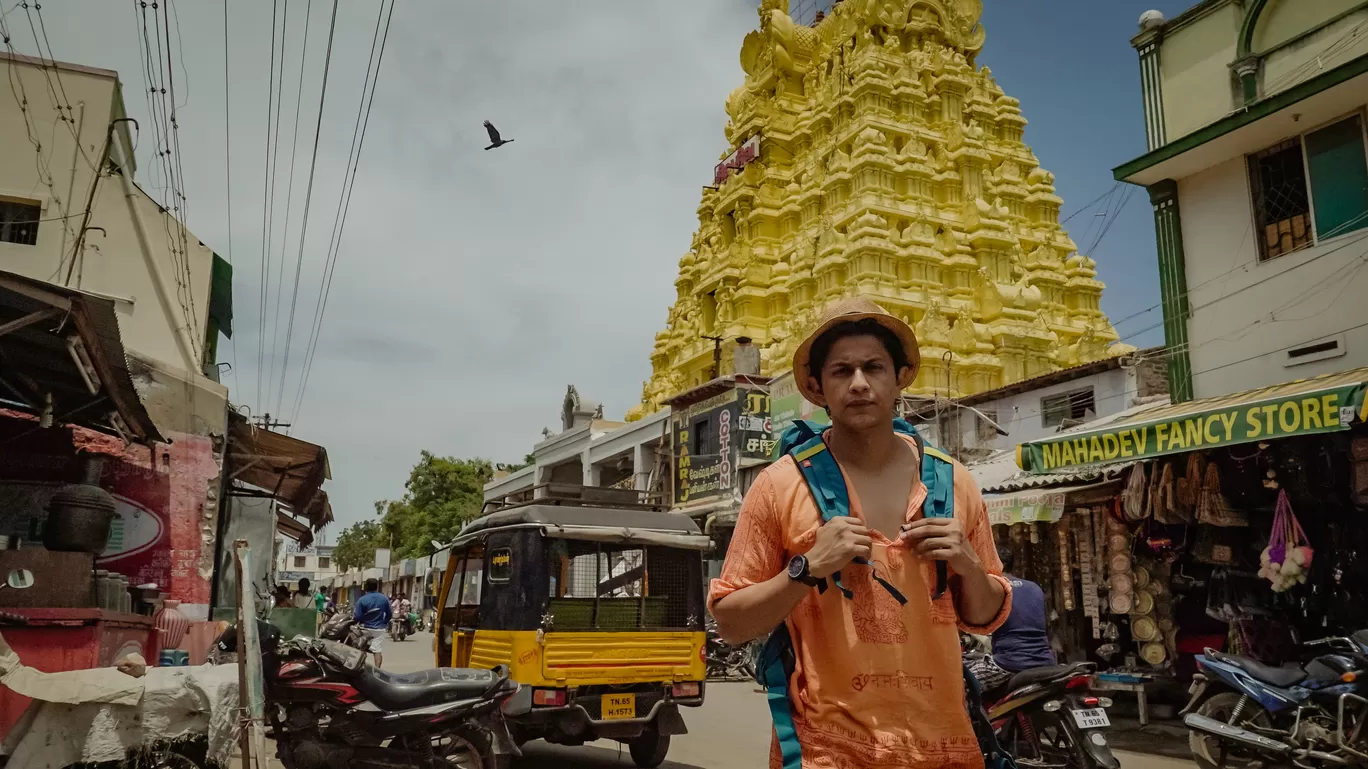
[1176,453,1207,516]
[1196,462,1249,528]
[1151,462,1188,524]
[1122,464,1148,521]
[1259,490,1314,592]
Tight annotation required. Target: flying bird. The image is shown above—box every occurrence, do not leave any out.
[483,120,514,150]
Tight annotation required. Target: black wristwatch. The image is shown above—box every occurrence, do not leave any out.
[787,555,823,587]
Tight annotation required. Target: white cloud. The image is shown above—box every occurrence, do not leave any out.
[34,0,757,527]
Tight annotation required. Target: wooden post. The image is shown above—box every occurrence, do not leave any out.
[234,539,251,769]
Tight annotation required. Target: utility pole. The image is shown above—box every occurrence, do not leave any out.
[253,412,291,432]
[702,335,724,380]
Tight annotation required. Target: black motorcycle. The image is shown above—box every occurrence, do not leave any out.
[705,616,755,681]
[977,658,1121,769]
[214,621,522,769]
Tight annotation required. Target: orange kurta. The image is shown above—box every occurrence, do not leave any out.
[709,434,1012,769]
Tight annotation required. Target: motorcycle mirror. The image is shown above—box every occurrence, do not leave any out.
[5,569,34,589]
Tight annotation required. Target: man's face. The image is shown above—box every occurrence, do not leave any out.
[808,334,907,431]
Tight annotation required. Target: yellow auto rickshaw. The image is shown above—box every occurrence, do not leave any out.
[434,490,709,768]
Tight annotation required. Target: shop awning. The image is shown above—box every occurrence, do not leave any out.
[1018,367,1368,475]
[970,449,1134,525]
[226,411,332,529]
[0,270,163,444]
[276,510,314,548]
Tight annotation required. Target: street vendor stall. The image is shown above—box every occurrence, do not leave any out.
[0,271,181,736]
[995,367,1368,722]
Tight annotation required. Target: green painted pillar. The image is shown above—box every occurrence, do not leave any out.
[1147,180,1194,403]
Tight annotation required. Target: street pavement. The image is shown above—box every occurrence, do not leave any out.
[376,631,1197,769]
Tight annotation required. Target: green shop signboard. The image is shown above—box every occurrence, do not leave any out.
[1018,373,1368,474]
[769,371,827,458]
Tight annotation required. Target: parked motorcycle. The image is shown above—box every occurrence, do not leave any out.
[704,616,754,681]
[981,660,1121,769]
[319,611,371,650]
[390,615,410,642]
[1183,631,1368,769]
[214,621,521,769]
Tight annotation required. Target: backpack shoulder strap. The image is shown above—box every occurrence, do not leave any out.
[896,421,958,598]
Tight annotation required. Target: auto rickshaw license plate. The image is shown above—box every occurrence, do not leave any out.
[602,693,636,720]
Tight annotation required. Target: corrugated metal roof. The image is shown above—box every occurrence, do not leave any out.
[0,270,163,443]
[969,399,1168,493]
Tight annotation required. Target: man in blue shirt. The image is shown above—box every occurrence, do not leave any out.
[353,578,392,667]
[991,545,1057,673]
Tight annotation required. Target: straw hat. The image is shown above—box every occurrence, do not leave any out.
[791,296,920,404]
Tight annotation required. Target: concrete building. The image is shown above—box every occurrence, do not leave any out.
[484,385,670,505]
[0,51,242,619]
[0,52,228,382]
[275,541,338,588]
[1116,1,1368,401]
[925,348,1169,462]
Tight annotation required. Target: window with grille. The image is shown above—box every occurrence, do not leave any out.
[293,555,307,568]
[1249,114,1368,261]
[317,557,330,569]
[0,200,40,246]
[976,408,999,443]
[692,418,712,457]
[1250,139,1312,260]
[547,542,695,631]
[1041,388,1095,428]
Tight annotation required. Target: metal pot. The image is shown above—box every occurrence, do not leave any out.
[43,483,116,553]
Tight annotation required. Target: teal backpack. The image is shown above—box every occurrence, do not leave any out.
[755,418,1016,769]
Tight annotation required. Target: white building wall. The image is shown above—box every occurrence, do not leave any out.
[0,55,214,372]
[1158,2,1243,142]
[1177,155,1368,398]
[950,368,1138,456]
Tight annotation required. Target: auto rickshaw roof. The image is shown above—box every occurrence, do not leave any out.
[449,502,711,551]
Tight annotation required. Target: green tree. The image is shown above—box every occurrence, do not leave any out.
[332,519,387,571]
[372,453,494,559]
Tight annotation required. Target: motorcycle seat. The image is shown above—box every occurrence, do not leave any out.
[1209,651,1305,688]
[354,666,501,711]
[1002,662,1094,695]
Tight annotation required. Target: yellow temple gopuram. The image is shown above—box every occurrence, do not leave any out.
[630,0,1132,419]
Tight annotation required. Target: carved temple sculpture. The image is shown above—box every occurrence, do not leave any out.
[627,0,1133,420]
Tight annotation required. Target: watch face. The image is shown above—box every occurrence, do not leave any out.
[788,555,806,580]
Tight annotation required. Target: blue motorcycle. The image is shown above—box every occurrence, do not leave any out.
[1183,631,1368,768]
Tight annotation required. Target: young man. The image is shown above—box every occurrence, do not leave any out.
[293,577,314,609]
[990,545,1056,674]
[354,578,393,667]
[710,297,1012,769]
[398,593,414,634]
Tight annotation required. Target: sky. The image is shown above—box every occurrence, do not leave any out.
[24,0,1195,534]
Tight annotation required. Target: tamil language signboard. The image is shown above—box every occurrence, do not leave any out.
[1019,372,1368,474]
[738,389,776,462]
[673,390,739,505]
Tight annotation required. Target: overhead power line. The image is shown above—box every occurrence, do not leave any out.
[222,0,238,381]
[256,0,282,411]
[266,0,317,414]
[273,0,338,416]
[289,0,395,424]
